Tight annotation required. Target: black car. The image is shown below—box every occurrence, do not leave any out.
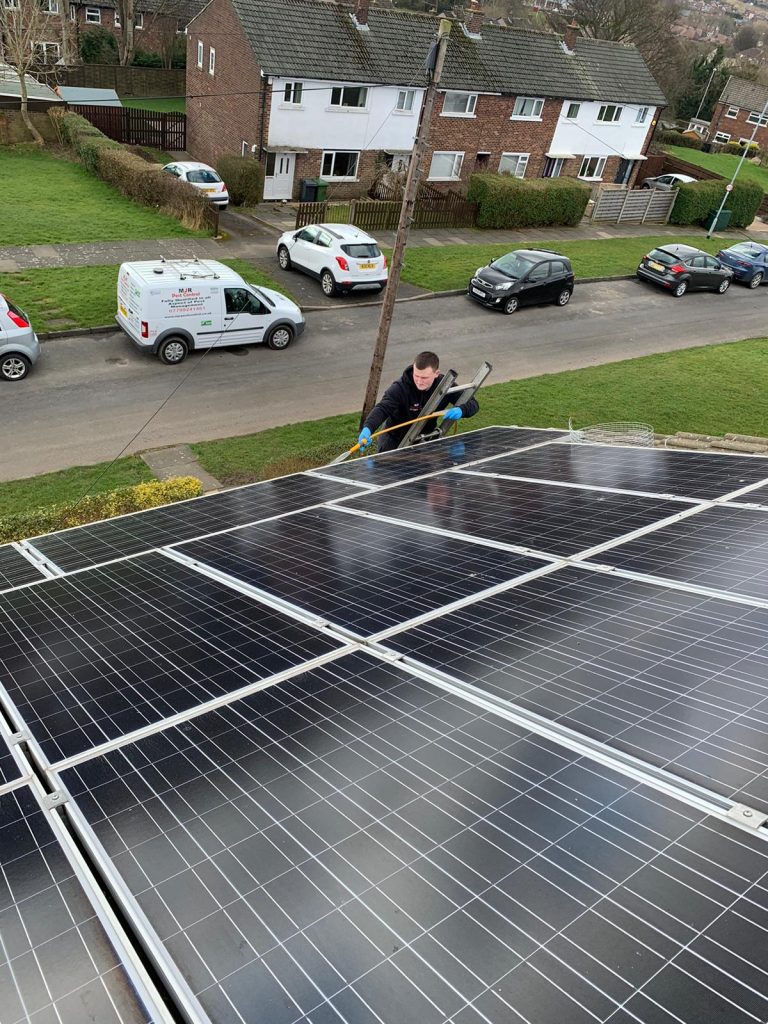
[636,244,733,298]
[468,249,575,315]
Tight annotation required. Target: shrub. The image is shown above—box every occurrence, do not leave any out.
[0,477,203,544]
[657,129,703,150]
[467,174,591,229]
[669,177,763,228]
[80,26,119,64]
[216,155,265,205]
[132,49,163,68]
[50,109,121,172]
[725,140,760,158]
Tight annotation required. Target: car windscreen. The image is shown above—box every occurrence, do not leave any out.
[341,243,381,258]
[187,169,221,184]
[491,253,535,279]
[647,249,683,265]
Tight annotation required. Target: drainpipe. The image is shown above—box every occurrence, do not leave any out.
[258,69,268,163]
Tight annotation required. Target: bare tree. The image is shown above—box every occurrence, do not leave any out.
[113,0,136,65]
[0,0,53,143]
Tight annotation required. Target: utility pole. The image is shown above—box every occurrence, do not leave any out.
[360,17,452,426]
[694,65,717,122]
[707,92,768,239]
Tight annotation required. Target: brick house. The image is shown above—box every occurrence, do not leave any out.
[709,76,768,149]
[185,0,665,200]
[62,0,202,63]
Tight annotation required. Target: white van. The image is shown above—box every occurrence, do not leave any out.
[116,258,305,364]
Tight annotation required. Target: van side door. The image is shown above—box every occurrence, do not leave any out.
[222,287,272,345]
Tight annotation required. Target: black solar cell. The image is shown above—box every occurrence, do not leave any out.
[0,544,44,591]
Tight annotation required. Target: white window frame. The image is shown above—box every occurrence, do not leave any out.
[283,81,303,105]
[386,152,410,173]
[441,91,477,117]
[747,109,768,127]
[596,104,622,123]
[714,131,731,143]
[241,141,248,157]
[113,9,120,25]
[321,150,360,180]
[329,85,368,109]
[725,105,739,118]
[565,102,580,119]
[511,96,544,119]
[428,151,464,181]
[635,106,649,124]
[33,40,60,61]
[69,4,76,18]
[135,10,143,28]
[498,152,529,178]
[395,88,415,113]
[578,155,606,180]
[3,0,21,9]
[42,0,59,14]
[208,46,215,76]
[196,39,203,69]
[85,6,101,23]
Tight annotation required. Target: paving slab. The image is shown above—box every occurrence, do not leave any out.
[140,444,222,492]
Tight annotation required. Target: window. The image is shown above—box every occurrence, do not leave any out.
[41,0,59,13]
[3,0,20,8]
[635,106,649,124]
[498,152,529,178]
[714,131,730,144]
[176,19,186,33]
[33,41,60,61]
[747,109,768,127]
[396,89,415,112]
[283,81,303,104]
[225,289,266,316]
[550,260,567,276]
[726,105,739,118]
[528,263,550,282]
[316,229,333,248]
[187,168,221,184]
[565,102,580,119]
[384,152,410,173]
[297,226,319,243]
[196,40,203,68]
[330,86,367,108]
[70,4,75,18]
[578,155,606,179]
[114,9,120,25]
[442,92,477,116]
[208,46,215,76]
[512,96,544,118]
[542,156,563,178]
[135,11,143,27]
[321,150,360,179]
[597,104,622,122]
[428,151,464,180]
[85,6,101,23]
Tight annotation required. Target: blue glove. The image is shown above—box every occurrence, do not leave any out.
[358,427,372,447]
[442,407,462,422]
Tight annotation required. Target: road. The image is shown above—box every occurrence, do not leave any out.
[5,279,766,480]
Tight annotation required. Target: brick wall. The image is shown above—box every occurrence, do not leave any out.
[185,0,266,166]
[710,100,768,148]
[72,6,178,57]
[294,149,381,200]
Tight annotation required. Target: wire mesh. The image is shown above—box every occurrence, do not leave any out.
[568,419,655,447]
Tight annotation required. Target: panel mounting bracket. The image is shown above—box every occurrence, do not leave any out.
[727,803,768,829]
[42,790,68,810]
[8,730,28,745]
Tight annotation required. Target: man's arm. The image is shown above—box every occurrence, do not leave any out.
[362,380,406,434]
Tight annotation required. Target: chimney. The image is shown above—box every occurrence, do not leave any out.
[564,19,579,53]
[467,0,483,35]
[354,0,370,28]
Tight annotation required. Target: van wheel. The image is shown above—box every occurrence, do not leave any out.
[0,353,30,381]
[278,245,292,271]
[266,324,294,350]
[158,337,188,364]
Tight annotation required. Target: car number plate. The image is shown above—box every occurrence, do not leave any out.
[203,187,217,193]
[471,287,486,297]
[648,260,665,272]
[358,262,376,270]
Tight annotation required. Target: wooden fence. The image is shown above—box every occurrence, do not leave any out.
[591,185,678,224]
[71,104,186,150]
[295,190,477,231]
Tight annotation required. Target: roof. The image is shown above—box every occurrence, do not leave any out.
[71,0,204,15]
[0,63,63,102]
[719,74,768,112]
[56,86,121,106]
[222,0,666,103]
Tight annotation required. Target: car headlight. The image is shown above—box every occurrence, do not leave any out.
[494,282,513,291]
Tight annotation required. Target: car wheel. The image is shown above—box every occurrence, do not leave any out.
[717,278,731,294]
[556,288,571,307]
[158,337,188,364]
[266,324,294,350]
[672,280,688,298]
[749,271,763,289]
[502,295,519,315]
[321,270,338,297]
[277,245,292,271]
[0,353,30,381]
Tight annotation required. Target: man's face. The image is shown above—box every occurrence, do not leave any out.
[413,363,439,390]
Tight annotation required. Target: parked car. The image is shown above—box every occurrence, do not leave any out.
[162,161,229,209]
[640,172,696,191]
[636,244,733,298]
[276,224,388,297]
[0,294,40,381]
[716,241,768,288]
[467,249,574,315]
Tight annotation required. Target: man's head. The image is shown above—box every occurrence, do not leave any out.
[412,351,440,391]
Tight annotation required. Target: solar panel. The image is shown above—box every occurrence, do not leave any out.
[474,442,768,499]
[0,553,347,766]
[0,736,22,789]
[733,481,768,506]
[176,506,551,636]
[29,475,354,574]
[384,564,768,814]
[0,786,153,1024]
[0,545,45,591]
[590,504,768,602]
[59,653,768,1024]
[343,473,688,557]
[313,427,566,485]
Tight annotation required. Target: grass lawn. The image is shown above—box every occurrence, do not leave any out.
[396,234,737,292]
[664,145,768,192]
[121,96,186,114]
[1,147,198,247]
[0,457,153,517]
[0,259,297,333]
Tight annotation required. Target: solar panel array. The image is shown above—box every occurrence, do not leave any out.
[3,426,768,1024]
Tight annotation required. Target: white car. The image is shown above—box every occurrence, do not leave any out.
[640,172,696,191]
[0,293,41,381]
[276,223,388,297]
[162,161,229,209]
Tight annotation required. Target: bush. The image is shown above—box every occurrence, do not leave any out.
[216,155,265,205]
[669,177,763,228]
[80,26,119,64]
[657,129,703,150]
[132,49,163,68]
[467,174,591,229]
[0,477,203,544]
[51,109,121,172]
[726,140,761,158]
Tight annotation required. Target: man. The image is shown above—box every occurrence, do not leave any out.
[358,351,479,453]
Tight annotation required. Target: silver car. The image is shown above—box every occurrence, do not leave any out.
[640,172,696,191]
[0,294,41,381]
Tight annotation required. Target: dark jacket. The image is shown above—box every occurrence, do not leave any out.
[363,365,479,450]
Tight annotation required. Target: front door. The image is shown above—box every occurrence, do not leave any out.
[614,158,633,185]
[263,152,296,200]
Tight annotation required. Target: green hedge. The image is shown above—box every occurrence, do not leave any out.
[0,477,203,544]
[216,155,265,205]
[467,174,591,229]
[657,130,703,150]
[669,178,763,229]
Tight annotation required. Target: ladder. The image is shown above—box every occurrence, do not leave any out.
[396,360,493,449]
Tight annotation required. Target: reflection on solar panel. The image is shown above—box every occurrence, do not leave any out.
[0,786,152,1024]
[344,473,687,556]
[0,545,44,591]
[0,736,21,788]
[29,475,354,573]
[478,442,768,499]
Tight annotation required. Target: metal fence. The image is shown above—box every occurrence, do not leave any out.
[295,190,477,231]
[70,104,186,151]
[591,185,678,224]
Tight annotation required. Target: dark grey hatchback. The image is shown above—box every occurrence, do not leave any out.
[468,249,575,315]
[636,243,733,298]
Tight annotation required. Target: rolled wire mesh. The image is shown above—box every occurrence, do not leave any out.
[568,419,655,447]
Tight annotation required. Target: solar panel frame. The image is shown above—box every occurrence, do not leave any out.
[0,544,47,593]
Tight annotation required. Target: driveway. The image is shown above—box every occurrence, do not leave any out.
[5,279,767,480]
